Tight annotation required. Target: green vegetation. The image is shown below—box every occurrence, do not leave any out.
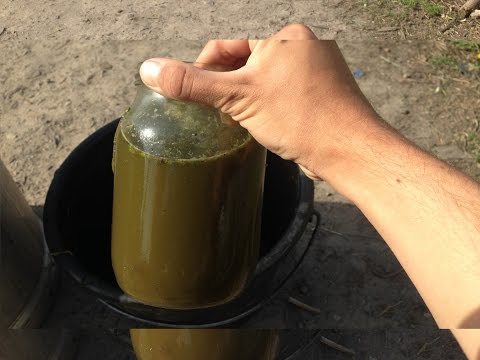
[431,54,458,68]
[453,40,480,52]
[399,0,444,16]
[453,40,480,70]
[380,0,445,24]
[386,9,409,22]
[400,0,418,9]
[442,41,480,166]
[421,1,443,16]
[431,40,480,74]
[466,131,480,163]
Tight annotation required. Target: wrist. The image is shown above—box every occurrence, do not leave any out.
[303,108,386,172]
[303,111,407,197]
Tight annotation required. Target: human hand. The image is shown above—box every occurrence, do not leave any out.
[139,29,480,357]
[139,24,381,179]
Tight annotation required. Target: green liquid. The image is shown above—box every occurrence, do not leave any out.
[130,329,279,360]
[111,126,266,309]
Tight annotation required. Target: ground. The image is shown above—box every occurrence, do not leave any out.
[1,38,478,358]
[362,0,480,39]
[0,0,479,40]
[0,329,467,359]
[1,1,480,359]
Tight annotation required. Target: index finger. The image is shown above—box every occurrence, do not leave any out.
[195,40,252,71]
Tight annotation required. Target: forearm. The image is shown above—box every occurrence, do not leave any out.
[310,115,480,329]
[140,30,479,357]
[452,329,480,360]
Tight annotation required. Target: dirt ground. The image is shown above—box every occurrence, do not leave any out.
[59,329,470,359]
[2,329,466,359]
[1,39,478,358]
[1,40,478,204]
[0,0,479,41]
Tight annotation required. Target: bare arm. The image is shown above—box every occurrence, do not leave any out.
[310,114,480,329]
[138,25,480,358]
[314,119,480,359]
[452,330,480,360]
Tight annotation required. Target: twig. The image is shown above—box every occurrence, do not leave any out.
[320,227,351,242]
[46,28,64,37]
[450,77,472,84]
[445,0,480,32]
[440,18,459,33]
[417,336,441,355]
[379,55,405,70]
[473,118,479,133]
[462,131,470,151]
[0,27,5,37]
[378,26,400,32]
[461,0,480,13]
[319,336,355,355]
[369,265,405,279]
[320,227,382,241]
[439,0,480,32]
[378,300,403,317]
[50,250,73,256]
[288,297,322,315]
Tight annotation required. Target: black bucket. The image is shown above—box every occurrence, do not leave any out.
[0,330,76,360]
[43,119,316,327]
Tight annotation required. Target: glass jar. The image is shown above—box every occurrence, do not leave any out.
[111,77,266,309]
[130,329,279,360]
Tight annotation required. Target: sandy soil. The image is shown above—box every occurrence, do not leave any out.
[1,329,466,359]
[1,40,477,206]
[72,329,465,360]
[1,39,478,358]
[0,0,479,40]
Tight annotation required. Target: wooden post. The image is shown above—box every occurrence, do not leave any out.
[461,0,480,11]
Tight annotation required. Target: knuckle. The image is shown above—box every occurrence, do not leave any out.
[214,86,243,113]
[282,24,316,39]
[215,84,254,118]
[211,72,252,112]
[159,65,194,99]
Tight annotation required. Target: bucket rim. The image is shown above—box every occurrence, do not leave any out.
[43,118,314,307]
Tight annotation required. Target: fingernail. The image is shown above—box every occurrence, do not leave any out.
[139,60,162,88]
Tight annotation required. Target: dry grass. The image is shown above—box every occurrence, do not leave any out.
[430,41,480,170]
[360,0,480,38]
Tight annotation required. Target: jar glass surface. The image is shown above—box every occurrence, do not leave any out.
[130,329,280,360]
[119,83,250,159]
[111,81,267,309]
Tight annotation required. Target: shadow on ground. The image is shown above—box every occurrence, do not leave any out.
[34,198,467,357]
[42,200,437,330]
[246,201,436,330]
[3,329,463,360]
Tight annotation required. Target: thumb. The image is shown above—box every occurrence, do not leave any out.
[139,58,246,109]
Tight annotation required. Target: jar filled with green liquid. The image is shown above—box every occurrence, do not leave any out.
[111,75,266,309]
[130,329,280,360]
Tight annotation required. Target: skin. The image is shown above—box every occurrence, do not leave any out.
[139,25,480,359]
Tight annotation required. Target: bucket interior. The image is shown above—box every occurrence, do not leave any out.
[50,121,300,287]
